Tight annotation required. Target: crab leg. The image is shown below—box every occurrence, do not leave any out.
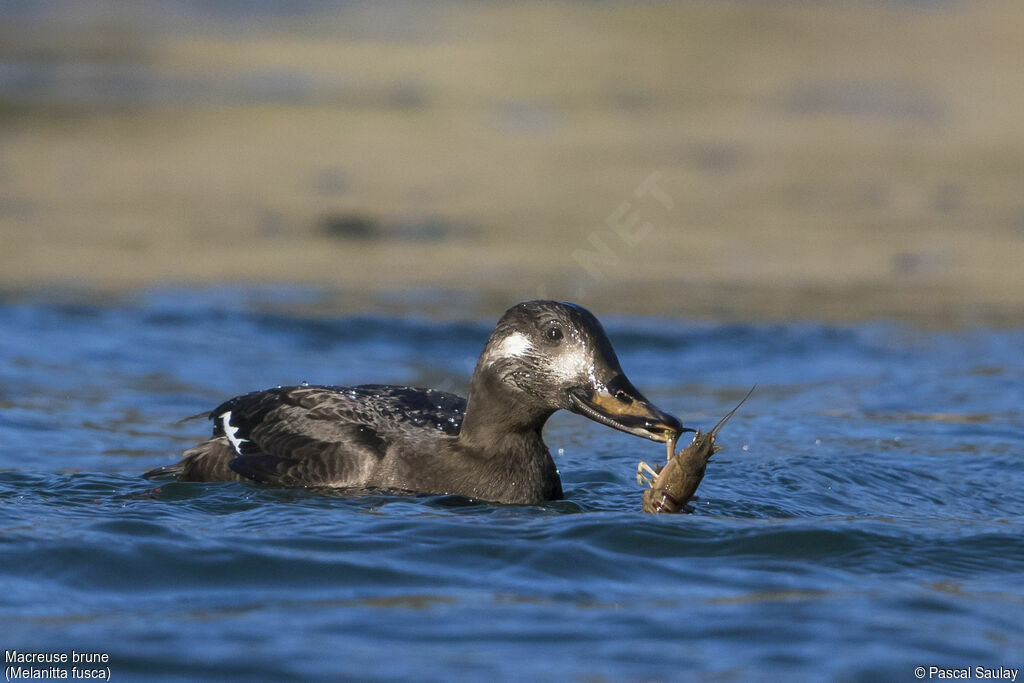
[636,461,660,487]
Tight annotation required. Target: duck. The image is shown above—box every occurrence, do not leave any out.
[145,300,686,504]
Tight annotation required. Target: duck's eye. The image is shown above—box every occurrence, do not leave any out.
[546,326,563,342]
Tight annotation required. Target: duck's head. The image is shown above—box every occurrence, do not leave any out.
[474,300,686,442]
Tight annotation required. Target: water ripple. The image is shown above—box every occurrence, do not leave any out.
[2,290,1023,679]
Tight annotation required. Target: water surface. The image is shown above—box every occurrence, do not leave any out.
[2,289,1022,680]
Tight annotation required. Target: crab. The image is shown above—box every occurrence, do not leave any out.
[637,387,754,514]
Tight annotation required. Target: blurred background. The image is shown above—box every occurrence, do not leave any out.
[4,6,1024,677]
[2,0,1023,324]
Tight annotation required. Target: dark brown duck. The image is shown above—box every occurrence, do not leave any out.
[145,300,685,504]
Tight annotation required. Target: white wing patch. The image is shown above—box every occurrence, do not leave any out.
[220,410,248,455]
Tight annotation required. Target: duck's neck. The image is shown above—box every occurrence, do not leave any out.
[459,369,554,447]
[456,369,562,503]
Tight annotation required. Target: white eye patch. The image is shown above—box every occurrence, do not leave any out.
[485,329,592,384]
[489,331,533,359]
[548,345,590,382]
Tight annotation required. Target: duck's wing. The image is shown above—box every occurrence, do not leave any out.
[209,384,466,487]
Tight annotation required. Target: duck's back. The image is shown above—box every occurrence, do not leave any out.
[150,384,467,486]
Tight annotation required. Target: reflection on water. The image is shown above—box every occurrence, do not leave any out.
[1,289,1022,679]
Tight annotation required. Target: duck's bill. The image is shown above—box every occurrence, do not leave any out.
[567,384,688,443]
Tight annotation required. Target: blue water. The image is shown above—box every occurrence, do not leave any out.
[2,289,1023,681]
